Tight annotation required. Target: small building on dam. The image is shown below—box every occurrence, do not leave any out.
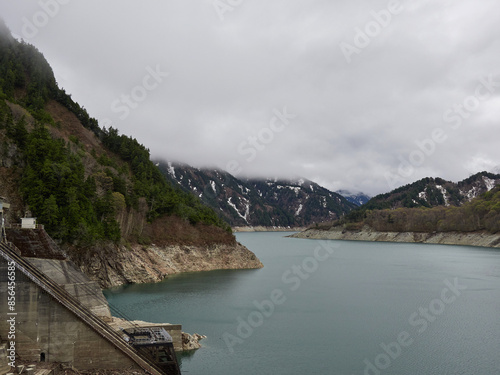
[0,216,181,375]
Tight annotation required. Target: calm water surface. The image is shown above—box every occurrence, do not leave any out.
[104,232,500,375]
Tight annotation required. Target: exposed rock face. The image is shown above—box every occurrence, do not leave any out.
[5,227,263,290]
[182,332,207,351]
[74,242,263,289]
[291,226,500,248]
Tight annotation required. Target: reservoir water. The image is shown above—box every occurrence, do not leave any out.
[104,232,500,374]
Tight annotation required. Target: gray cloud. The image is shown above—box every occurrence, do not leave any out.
[2,0,499,196]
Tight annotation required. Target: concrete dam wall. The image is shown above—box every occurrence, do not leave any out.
[0,228,181,374]
[0,257,139,369]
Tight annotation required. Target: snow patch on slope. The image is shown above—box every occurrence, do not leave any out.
[295,204,303,216]
[167,162,176,178]
[483,176,496,191]
[461,186,479,201]
[435,185,449,206]
[228,197,249,222]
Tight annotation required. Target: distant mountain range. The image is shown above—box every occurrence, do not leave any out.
[319,171,500,235]
[362,171,500,211]
[157,164,500,228]
[157,161,358,227]
[335,190,371,206]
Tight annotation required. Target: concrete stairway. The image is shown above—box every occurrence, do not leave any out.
[4,229,65,260]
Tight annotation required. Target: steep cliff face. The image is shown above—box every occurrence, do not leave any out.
[74,241,263,288]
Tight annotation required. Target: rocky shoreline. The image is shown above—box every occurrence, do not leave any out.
[290,226,500,249]
[75,242,263,289]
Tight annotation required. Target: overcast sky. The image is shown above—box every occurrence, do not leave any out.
[2,0,500,196]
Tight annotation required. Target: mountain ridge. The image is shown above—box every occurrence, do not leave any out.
[362,172,500,211]
[297,171,500,238]
[156,160,358,227]
[336,190,371,206]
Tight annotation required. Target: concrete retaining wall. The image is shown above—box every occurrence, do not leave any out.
[0,258,139,371]
[27,258,111,320]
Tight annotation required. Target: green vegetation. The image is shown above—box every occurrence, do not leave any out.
[362,173,499,213]
[335,187,500,234]
[0,22,230,247]
[0,29,57,124]
[20,124,122,245]
[101,127,230,230]
[362,177,459,210]
[0,20,100,136]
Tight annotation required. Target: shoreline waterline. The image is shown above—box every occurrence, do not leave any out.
[104,232,500,375]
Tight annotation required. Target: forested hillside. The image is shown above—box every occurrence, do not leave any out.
[362,173,500,211]
[158,161,357,227]
[0,21,230,249]
[323,184,500,234]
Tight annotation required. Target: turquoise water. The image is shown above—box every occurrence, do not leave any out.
[104,232,500,374]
